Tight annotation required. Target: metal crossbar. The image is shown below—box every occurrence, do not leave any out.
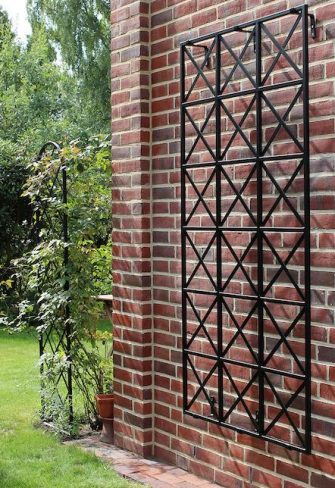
[181,6,313,452]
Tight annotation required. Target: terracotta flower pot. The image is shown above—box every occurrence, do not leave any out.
[96,393,114,419]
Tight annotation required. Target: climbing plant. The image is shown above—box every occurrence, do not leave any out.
[9,136,112,434]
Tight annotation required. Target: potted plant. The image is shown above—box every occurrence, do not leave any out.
[95,340,114,419]
[85,328,114,442]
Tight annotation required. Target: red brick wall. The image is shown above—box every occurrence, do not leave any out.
[111,0,335,486]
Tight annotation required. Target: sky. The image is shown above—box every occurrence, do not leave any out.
[0,0,31,41]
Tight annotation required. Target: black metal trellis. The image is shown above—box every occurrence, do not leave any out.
[33,142,73,424]
[181,6,314,452]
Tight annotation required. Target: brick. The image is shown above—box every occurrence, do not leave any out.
[195,447,222,468]
[245,449,274,471]
[315,4,335,22]
[318,346,335,363]
[310,119,335,137]
[171,438,194,457]
[152,0,166,14]
[284,482,306,488]
[251,470,282,488]
[215,470,243,487]
[155,417,177,436]
[320,384,335,401]
[178,425,202,444]
[276,461,308,484]
[152,8,173,27]
[174,1,197,18]
[311,473,335,488]
[192,8,217,28]
[319,233,335,248]
[218,0,245,18]
[189,460,215,482]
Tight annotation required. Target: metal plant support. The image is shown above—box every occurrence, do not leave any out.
[33,142,73,424]
[181,6,314,452]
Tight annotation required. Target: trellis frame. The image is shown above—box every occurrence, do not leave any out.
[180,5,315,453]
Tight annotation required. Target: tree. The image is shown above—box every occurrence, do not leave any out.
[27,0,111,131]
[0,18,75,153]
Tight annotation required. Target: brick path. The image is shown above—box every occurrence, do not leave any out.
[66,434,219,488]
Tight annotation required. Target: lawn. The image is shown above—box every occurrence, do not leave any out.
[0,329,142,488]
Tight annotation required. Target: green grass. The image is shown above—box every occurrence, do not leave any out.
[0,329,142,488]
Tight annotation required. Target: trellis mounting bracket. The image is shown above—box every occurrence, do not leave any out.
[309,14,317,39]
